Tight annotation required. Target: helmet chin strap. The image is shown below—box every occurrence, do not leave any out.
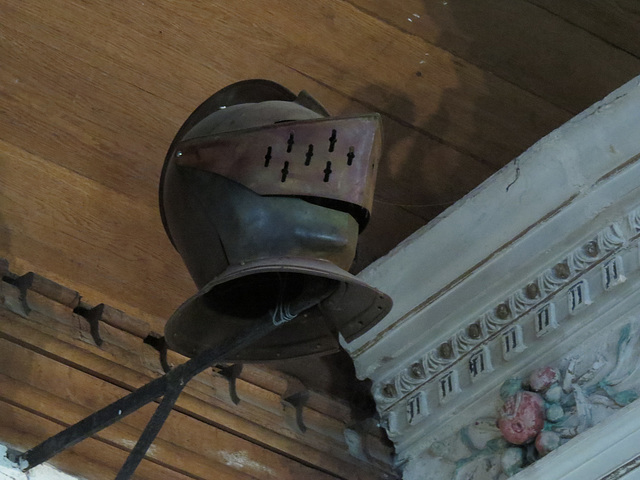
[272,301,296,326]
[271,274,337,326]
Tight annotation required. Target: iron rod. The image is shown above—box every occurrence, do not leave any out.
[20,318,279,470]
[17,279,335,477]
[114,384,184,480]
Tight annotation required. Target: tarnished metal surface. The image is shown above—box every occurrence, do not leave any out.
[174,115,382,225]
[160,79,392,362]
[164,167,359,283]
[164,258,392,360]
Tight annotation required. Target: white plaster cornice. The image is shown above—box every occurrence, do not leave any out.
[372,215,635,413]
[382,219,640,456]
[343,76,640,477]
[345,76,640,380]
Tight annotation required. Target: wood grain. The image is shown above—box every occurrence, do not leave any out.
[527,0,640,59]
[0,340,338,480]
[2,0,532,286]
[0,6,492,277]
[3,0,568,167]
[0,284,394,479]
[345,0,640,113]
[0,400,195,480]
[1,1,637,472]
[0,138,192,326]
[0,374,257,480]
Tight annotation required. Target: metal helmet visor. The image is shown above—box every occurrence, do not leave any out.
[171,114,382,230]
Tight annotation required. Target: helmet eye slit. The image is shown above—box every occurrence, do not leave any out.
[287,132,295,153]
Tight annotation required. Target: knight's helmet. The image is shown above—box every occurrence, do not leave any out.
[160,79,392,361]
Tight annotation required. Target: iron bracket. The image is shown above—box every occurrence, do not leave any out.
[282,377,310,433]
[13,272,34,316]
[215,363,243,405]
[10,280,335,479]
[144,332,171,373]
[11,318,279,479]
[73,303,105,346]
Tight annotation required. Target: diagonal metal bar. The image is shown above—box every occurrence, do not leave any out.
[19,317,279,471]
[17,278,335,477]
[18,373,171,468]
[115,383,184,480]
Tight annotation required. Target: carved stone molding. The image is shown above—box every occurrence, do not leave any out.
[373,218,635,413]
[347,77,640,479]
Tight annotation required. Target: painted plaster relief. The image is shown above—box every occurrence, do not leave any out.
[426,323,640,480]
[373,219,632,410]
[534,303,557,337]
[603,257,625,290]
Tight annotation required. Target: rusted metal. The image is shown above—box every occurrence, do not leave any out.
[14,273,34,316]
[15,278,335,479]
[215,363,243,405]
[0,258,8,304]
[164,259,391,360]
[2,271,81,316]
[174,114,382,225]
[160,80,392,362]
[73,302,104,346]
[144,332,171,373]
[282,377,309,433]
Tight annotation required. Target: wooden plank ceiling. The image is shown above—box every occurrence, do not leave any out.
[1,0,639,405]
[0,268,395,479]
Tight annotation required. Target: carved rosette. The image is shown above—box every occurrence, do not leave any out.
[397,360,428,395]
[568,239,600,272]
[427,346,456,372]
[510,282,541,316]
[373,379,401,407]
[539,261,571,295]
[452,323,485,353]
[481,305,512,335]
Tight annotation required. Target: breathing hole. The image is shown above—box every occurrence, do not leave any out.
[328,129,337,152]
[347,146,355,166]
[287,133,295,153]
[281,161,290,182]
[323,161,332,182]
[305,144,314,165]
[264,146,272,167]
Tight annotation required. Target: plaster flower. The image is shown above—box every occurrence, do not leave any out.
[544,384,563,403]
[529,366,559,392]
[535,430,561,456]
[545,404,564,422]
[498,391,545,445]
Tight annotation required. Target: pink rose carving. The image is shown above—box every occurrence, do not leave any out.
[498,391,545,445]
